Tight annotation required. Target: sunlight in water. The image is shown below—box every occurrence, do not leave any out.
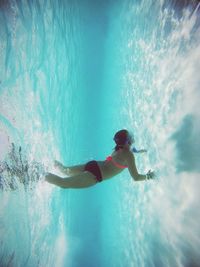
[0,0,200,266]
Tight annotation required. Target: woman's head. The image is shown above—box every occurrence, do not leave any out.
[113,129,134,150]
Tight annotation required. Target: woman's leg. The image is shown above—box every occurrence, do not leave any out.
[45,171,97,189]
[54,160,85,175]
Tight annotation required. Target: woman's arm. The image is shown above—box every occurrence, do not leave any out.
[125,150,155,181]
[125,150,147,181]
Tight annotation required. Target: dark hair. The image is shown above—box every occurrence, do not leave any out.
[113,129,129,151]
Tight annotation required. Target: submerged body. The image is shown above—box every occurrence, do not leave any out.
[45,144,153,189]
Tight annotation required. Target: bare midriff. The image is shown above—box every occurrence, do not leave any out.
[97,159,127,180]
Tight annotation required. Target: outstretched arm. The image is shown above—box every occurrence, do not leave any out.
[125,150,154,181]
[126,151,146,181]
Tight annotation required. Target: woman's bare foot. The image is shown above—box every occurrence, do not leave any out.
[45,172,60,184]
[45,172,55,183]
[54,160,69,175]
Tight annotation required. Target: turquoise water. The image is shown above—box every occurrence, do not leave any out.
[0,0,200,266]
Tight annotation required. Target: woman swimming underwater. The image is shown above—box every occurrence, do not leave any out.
[45,129,155,189]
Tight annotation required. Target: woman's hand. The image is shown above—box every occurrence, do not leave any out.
[139,149,147,153]
[146,170,155,180]
[132,147,147,153]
